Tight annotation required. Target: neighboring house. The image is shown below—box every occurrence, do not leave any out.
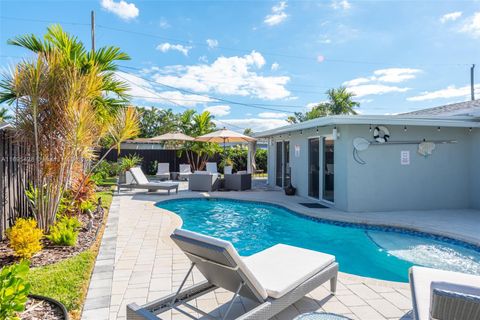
[254,100,480,212]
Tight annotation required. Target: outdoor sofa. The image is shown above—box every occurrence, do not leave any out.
[127,228,338,320]
[155,163,171,180]
[224,172,252,191]
[178,164,192,181]
[409,266,480,320]
[188,171,220,192]
[118,167,179,195]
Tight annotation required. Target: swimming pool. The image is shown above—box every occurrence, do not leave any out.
[156,198,480,282]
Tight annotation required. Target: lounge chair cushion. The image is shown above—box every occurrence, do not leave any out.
[157,163,170,175]
[410,266,480,320]
[179,164,191,174]
[206,162,218,174]
[172,229,268,300]
[243,244,335,298]
[130,167,150,185]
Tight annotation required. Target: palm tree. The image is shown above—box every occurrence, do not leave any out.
[0,24,130,120]
[287,86,359,123]
[325,86,359,115]
[0,107,12,122]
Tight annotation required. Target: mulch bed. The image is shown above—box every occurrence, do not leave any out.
[21,296,66,320]
[0,205,104,268]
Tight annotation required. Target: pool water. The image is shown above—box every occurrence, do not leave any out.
[157,198,480,282]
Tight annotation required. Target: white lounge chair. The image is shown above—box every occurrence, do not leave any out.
[119,167,179,195]
[224,165,233,174]
[409,266,480,320]
[156,163,170,180]
[178,164,192,181]
[206,162,218,174]
[127,229,338,320]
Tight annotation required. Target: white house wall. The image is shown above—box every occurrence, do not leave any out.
[470,129,480,209]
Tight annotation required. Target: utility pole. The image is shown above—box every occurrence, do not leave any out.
[91,10,95,54]
[471,64,475,101]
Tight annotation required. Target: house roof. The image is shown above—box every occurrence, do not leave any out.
[401,100,480,117]
[253,114,480,138]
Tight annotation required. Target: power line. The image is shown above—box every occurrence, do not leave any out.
[117,68,298,114]
[0,15,474,67]
[115,72,247,130]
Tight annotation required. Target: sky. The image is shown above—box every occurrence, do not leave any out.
[1,0,479,132]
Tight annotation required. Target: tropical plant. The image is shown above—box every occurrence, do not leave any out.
[243,128,253,136]
[0,107,12,122]
[6,218,43,259]
[46,215,82,246]
[255,149,268,172]
[0,260,31,320]
[137,107,178,138]
[119,154,143,172]
[178,110,220,171]
[0,26,140,230]
[287,86,359,124]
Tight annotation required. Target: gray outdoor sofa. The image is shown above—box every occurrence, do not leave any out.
[188,172,220,192]
[409,266,480,320]
[127,228,338,320]
[118,167,179,195]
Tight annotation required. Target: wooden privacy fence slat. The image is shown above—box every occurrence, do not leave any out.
[0,129,34,240]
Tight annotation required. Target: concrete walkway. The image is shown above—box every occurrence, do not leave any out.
[82,183,480,320]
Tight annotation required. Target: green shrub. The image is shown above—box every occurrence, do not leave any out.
[255,148,267,172]
[7,218,43,259]
[93,160,120,179]
[0,260,31,320]
[46,216,82,246]
[147,160,158,175]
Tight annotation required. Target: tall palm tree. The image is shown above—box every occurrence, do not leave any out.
[0,24,130,120]
[0,107,12,122]
[325,86,359,115]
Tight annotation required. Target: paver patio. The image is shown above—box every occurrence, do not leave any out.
[82,180,480,320]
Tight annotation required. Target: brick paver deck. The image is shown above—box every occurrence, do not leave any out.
[82,182,480,320]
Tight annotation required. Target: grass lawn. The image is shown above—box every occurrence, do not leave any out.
[27,187,114,319]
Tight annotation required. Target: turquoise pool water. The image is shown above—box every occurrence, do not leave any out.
[157,198,480,282]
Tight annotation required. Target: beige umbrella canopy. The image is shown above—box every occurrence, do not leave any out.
[149,132,195,142]
[195,128,256,144]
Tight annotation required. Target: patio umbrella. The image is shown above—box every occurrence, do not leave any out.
[195,128,256,152]
[148,132,195,170]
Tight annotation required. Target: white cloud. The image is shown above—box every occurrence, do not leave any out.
[264,1,288,26]
[214,118,288,132]
[159,18,170,29]
[271,62,280,71]
[460,12,480,38]
[347,84,410,97]
[150,51,291,100]
[206,39,219,49]
[100,0,139,20]
[114,71,213,107]
[331,0,351,10]
[203,105,231,117]
[156,43,192,56]
[198,55,208,63]
[440,11,462,23]
[407,84,480,101]
[343,68,421,97]
[373,68,422,83]
[258,112,288,119]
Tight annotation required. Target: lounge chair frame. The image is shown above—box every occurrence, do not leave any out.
[127,254,338,320]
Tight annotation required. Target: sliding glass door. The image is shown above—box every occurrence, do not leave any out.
[283,141,290,187]
[323,138,334,202]
[275,141,290,188]
[276,142,283,187]
[308,138,320,198]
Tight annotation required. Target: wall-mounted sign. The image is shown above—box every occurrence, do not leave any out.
[400,150,410,165]
[294,145,300,158]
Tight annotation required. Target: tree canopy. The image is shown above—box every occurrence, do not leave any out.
[287,86,360,124]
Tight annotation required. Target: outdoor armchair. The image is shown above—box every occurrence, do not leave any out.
[188,172,220,192]
[156,163,171,180]
[409,266,480,320]
[127,228,338,320]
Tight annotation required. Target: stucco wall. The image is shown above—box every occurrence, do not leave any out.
[266,123,476,212]
[345,125,472,211]
[470,129,480,209]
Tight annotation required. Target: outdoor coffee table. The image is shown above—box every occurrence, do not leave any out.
[293,312,352,320]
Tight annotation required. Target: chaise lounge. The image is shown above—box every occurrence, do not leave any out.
[127,228,338,320]
[178,164,192,181]
[119,167,179,195]
[409,266,480,320]
[155,163,171,181]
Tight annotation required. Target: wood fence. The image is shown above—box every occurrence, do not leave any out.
[0,127,34,239]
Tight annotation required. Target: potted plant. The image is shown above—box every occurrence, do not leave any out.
[221,157,234,174]
[118,154,142,184]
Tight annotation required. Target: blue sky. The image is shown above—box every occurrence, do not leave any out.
[1,0,479,131]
